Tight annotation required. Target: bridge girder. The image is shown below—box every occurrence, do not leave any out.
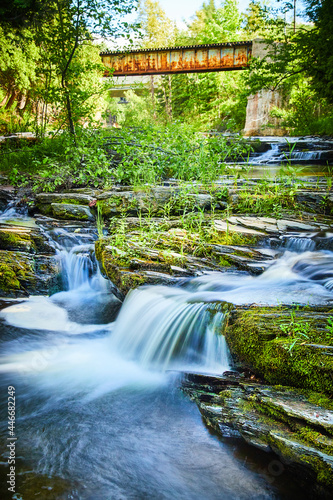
[100,41,252,77]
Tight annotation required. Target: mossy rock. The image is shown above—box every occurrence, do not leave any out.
[35,192,94,217]
[225,306,333,396]
[95,239,176,295]
[0,226,55,254]
[51,203,94,221]
[0,250,60,297]
[184,374,333,494]
[97,187,214,218]
[0,250,36,296]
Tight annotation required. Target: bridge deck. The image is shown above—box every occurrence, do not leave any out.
[100,41,252,77]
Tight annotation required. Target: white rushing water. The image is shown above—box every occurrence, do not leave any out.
[0,215,332,499]
[1,219,333,398]
[0,221,232,401]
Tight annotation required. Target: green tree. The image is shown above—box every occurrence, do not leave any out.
[186,0,241,44]
[138,0,176,120]
[46,0,138,138]
[247,0,333,104]
[0,0,138,137]
[166,0,246,130]
[138,0,175,47]
[242,1,281,39]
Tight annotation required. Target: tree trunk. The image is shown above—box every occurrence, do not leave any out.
[65,91,76,137]
[5,90,18,109]
[162,84,169,121]
[168,75,173,121]
[0,92,10,108]
[150,76,157,120]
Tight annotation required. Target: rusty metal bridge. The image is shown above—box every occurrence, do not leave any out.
[100,41,252,77]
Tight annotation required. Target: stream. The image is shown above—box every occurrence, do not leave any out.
[0,141,333,499]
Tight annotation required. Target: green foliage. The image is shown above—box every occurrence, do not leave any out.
[1,128,113,191]
[242,0,282,39]
[138,0,176,47]
[0,123,250,191]
[0,0,139,136]
[234,179,297,216]
[280,309,311,354]
[246,0,333,112]
[108,123,251,185]
[184,0,241,45]
[106,90,156,127]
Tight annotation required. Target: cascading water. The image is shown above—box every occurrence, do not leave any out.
[110,286,230,372]
[248,137,333,166]
[1,210,333,498]
[0,217,231,378]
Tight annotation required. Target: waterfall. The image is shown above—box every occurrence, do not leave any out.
[284,236,316,252]
[110,286,230,372]
[249,143,281,165]
[0,219,231,375]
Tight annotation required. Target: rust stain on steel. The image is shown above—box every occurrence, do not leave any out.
[101,42,252,76]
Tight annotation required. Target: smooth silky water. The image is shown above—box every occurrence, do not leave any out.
[1,208,333,498]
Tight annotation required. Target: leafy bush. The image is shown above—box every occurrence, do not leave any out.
[0,123,252,191]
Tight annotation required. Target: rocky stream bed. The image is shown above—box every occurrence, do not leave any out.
[0,170,333,497]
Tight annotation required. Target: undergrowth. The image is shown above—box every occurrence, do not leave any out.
[0,124,251,192]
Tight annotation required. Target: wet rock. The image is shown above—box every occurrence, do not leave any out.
[225,306,333,396]
[0,186,15,210]
[182,373,333,494]
[51,203,94,221]
[0,250,60,297]
[296,191,333,216]
[0,225,55,254]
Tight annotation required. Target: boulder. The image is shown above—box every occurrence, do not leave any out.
[225,306,333,396]
[182,373,333,494]
[35,192,94,217]
[51,203,94,221]
[0,250,60,297]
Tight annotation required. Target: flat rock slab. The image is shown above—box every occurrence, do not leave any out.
[0,224,55,254]
[276,219,320,232]
[214,220,265,236]
[228,216,278,233]
[183,374,333,493]
[97,188,214,216]
[36,192,94,205]
[260,394,333,433]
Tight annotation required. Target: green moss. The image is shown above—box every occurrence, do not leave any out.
[0,263,20,290]
[0,229,34,252]
[59,198,85,205]
[296,426,333,455]
[305,391,333,411]
[268,433,333,488]
[0,250,36,295]
[225,307,333,396]
[218,256,232,267]
[218,390,232,401]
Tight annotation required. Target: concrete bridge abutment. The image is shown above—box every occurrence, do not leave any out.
[243,39,285,136]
